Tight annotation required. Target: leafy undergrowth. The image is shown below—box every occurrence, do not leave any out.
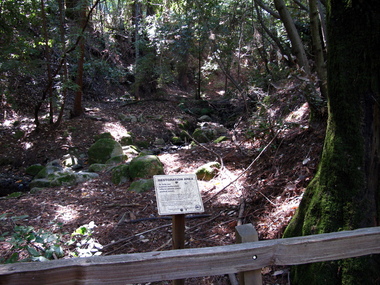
[0,86,325,284]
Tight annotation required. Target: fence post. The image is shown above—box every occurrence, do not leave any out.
[172,214,186,285]
[235,224,262,285]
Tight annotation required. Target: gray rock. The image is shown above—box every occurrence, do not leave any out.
[127,179,154,193]
[88,138,124,164]
[129,155,164,179]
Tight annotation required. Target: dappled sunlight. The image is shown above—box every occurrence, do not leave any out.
[102,122,129,141]
[54,204,80,223]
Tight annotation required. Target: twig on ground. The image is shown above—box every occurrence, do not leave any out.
[257,190,277,206]
[182,130,225,169]
[153,238,172,252]
[188,211,223,232]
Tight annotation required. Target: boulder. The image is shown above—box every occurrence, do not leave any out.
[111,164,130,185]
[105,154,128,165]
[31,170,99,188]
[192,128,212,143]
[120,132,134,146]
[94,132,114,141]
[195,162,221,181]
[129,155,164,180]
[88,138,124,164]
[192,122,228,143]
[35,161,63,179]
[118,114,137,123]
[25,164,44,176]
[171,136,183,145]
[127,179,154,193]
[198,115,212,122]
[88,163,108,172]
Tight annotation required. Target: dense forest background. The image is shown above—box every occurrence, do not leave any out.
[0,0,326,125]
[1,0,379,284]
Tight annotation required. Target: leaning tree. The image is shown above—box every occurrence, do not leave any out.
[284,0,380,284]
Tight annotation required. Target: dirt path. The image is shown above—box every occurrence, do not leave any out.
[0,95,325,284]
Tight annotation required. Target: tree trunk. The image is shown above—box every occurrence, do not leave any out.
[40,0,54,124]
[283,0,380,284]
[133,0,141,100]
[273,0,310,74]
[54,0,68,128]
[309,0,327,99]
[72,0,87,117]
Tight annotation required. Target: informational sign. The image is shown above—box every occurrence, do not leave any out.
[154,174,204,215]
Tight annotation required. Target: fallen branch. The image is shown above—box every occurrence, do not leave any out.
[182,130,225,170]
[204,130,281,203]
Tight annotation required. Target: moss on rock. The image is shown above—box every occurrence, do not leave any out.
[129,155,164,179]
[25,164,44,176]
[195,162,220,181]
[111,164,130,185]
[128,179,154,193]
[88,138,124,164]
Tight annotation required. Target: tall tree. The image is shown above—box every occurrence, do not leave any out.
[273,0,310,74]
[309,0,327,99]
[283,0,380,284]
[71,0,87,117]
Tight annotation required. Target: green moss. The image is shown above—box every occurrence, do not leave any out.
[94,132,114,141]
[192,128,210,143]
[213,136,227,143]
[50,173,77,186]
[6,192,23,198]
[88,164,107,173]
[171,136,183,145]
[120,132,134,146]
[195,162,220,181]
[88,138,124,164]
[25,165,44,176]
[128,155,164,179]
[111,164,130,185]
[128,179,154,193]
[13,130,24,139]
[134,140,150,149]
[106,154,128,165]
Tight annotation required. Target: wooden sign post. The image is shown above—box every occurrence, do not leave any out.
[154,174,204,285]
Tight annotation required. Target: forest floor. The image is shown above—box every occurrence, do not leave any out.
[0,83,325,284]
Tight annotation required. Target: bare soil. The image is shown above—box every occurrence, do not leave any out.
[0,88,325,284]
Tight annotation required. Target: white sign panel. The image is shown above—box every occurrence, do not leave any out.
[154,174,204,215]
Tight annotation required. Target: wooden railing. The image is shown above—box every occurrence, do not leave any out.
[0,227,379,285]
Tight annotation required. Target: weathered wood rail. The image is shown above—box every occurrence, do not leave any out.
[0,227,379,285]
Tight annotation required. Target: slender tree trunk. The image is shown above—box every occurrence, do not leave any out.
[133,0,141,100]
[273,0,310,74]
[254,1,292,67]
[317,0,327,49]
[72,0,87,117]
[274,0,326,124]
[284,1,380,284]
[40,0,54,124]
[55,0,68,128]
[309,0,328,99]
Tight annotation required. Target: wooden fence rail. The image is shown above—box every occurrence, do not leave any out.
[0,227,379,285]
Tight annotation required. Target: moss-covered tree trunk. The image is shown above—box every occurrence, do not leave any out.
[283,1,380,284]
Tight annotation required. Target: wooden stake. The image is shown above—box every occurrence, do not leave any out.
[172,214,185,285]
[236,224,262,285]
